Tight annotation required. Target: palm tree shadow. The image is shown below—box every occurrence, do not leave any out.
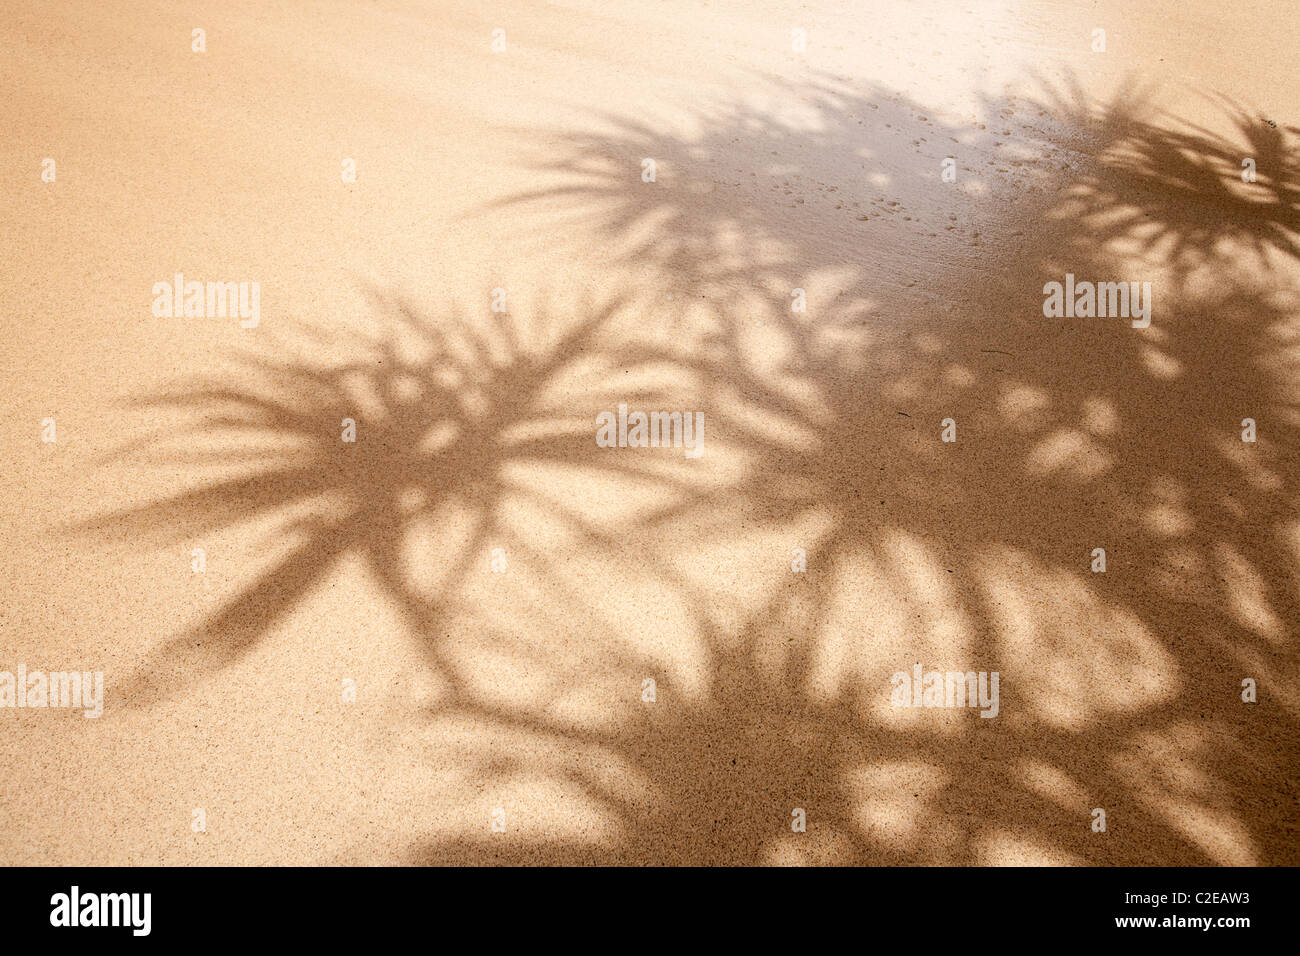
[74,66,1300,865]
[75,289,692,706]
[397,70,1300,864]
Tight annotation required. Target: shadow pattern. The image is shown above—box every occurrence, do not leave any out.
[85,71,1300,865]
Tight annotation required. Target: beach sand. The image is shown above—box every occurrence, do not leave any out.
[1,0,1297,864]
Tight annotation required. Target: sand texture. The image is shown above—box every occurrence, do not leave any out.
[1,0,1297,865]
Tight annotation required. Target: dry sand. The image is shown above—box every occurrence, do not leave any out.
[1,0,1297,865]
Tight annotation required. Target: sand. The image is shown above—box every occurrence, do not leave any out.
[1,0,1297,865]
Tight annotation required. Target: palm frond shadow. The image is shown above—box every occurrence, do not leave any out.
[80,67,1300,864]
[78,290,691,706]
[398,71,1300,864]
[492,71,1300,290]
